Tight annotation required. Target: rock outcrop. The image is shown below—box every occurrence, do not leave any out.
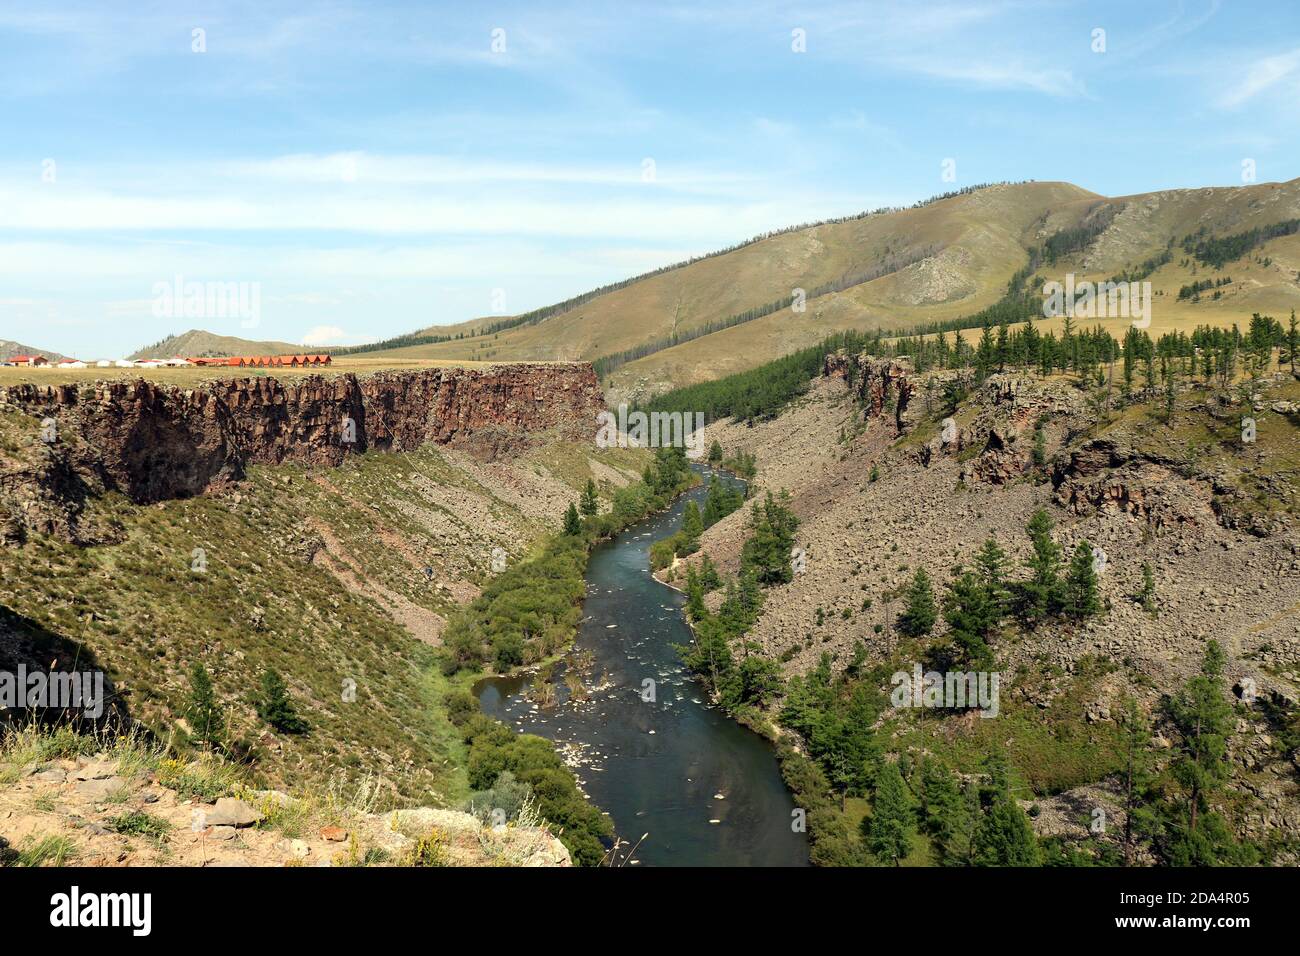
[823,352,913,427]
[1052,437,1217,530]
[0,364,604,540]
[0,749,571,868]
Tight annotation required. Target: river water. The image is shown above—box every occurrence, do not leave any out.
[474,467,809,866]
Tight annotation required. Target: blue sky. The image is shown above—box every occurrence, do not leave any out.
[2,0,1298,358]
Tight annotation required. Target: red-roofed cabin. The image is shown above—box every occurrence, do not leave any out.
[9,355,49,367]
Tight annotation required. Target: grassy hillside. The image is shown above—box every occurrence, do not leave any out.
[0,340,69,363]
[129,329,304,360]
[354,177,1300,404]
[0,405,647,813]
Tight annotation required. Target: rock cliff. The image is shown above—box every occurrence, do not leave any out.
[823,352,913,427]
[0,364,604,540]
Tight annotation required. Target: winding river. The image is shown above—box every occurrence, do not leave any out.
[474,467,809,866]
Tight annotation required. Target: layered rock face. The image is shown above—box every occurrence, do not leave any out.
[0,364,604,516]
[823,352,913,426]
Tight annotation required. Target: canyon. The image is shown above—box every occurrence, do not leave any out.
[0,363,604,544]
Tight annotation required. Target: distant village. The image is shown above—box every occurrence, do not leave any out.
[2,353,332,370]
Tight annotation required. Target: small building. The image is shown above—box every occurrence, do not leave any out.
[95,360,112,368]
[208,354,332,368]
[9,355,49,367]
[56,359,88,369]
[114,359,138,368]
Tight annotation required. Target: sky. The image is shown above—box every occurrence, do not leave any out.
[1,0,1298,359]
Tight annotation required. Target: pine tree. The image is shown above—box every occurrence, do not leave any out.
[698,553,721,590]
[740,491,799,586]
[1139,561,1157,614]
[942,569,997,668]
[864,760,915,866]
[1022,508,1062,623]
[972,792,1040,866]
[1165,640,1240,863]
[579,479,599,517]
[256,668,309,734]
[563,503,581,536]
[942,780,982,867]
[897,567,937,637]
[684,566,705,620]
[1062,541,1101,620]
[681,500,704,548]
[187,662,224,748]
[1288,309,1298,375]
[971,758,1039,866]
[707,439,723,464]
[1118,696,1157,866]
[918,757,963,852]
[974,537,1011,620]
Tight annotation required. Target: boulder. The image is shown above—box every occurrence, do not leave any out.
[203,797,263,828]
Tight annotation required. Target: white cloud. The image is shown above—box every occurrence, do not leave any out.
[300,324,368,346]
[887,58,1086,98]
[1216,47,1300,109]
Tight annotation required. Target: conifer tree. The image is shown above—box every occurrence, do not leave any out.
[942,569,997,668]
[1062,541,1102,620]
[1022,508,1063,623]
[1032,422,1047,468]
[940,781,982,867]
[681,500,704,550]
[698,553,721,590]
[897,567,937,637]
[563,503,582,536]
[1288,309,1298,375]
[865,760,915,866]
[579,479,599,518]
[1164,640,1242,864]
[256,668,310,735]
[187,662,224,748]
[1139,561,1157,614]
[740,491,799,586]
[918,757,963,849]
[971,758,1039,866]
[975,537,1011,621]
[684,565,705,620]
[1118,696,1157,866]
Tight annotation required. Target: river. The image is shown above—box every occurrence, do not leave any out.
[474,466,809,866]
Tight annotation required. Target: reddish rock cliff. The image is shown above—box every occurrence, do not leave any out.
[0,364,605,519]
[823,352,913,427]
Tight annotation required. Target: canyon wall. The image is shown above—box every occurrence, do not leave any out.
[822,351,913,426]
[0,364,604,540]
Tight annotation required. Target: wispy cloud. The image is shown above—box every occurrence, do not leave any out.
[887,58,1086,98]
[1216,47,1300,108]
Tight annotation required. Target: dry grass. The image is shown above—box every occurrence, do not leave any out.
[0,356,514,387]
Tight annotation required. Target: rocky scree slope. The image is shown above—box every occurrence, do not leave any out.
[682,354,1300,849]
